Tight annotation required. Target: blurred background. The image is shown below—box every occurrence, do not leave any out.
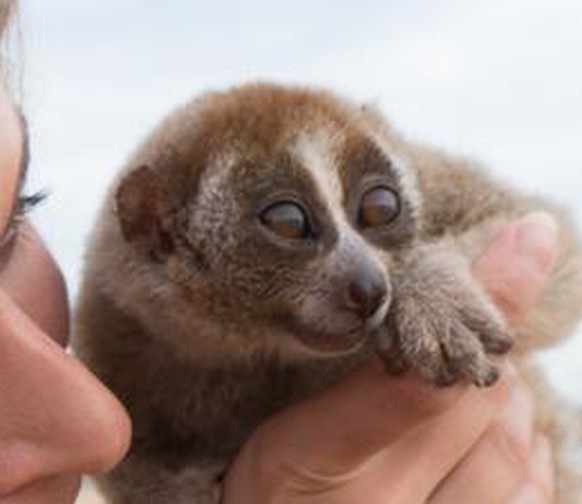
[19,0,582,422]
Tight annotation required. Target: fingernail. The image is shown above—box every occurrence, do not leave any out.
[516,212,559,274]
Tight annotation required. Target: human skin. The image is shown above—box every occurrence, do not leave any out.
[0,82,131,503]
[1,65,556,503]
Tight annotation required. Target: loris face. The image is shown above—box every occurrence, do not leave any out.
[115,84,419,358]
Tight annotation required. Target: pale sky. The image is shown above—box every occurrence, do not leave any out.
[18,0,582,401]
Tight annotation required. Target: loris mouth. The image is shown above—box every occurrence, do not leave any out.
[290,321,372,354]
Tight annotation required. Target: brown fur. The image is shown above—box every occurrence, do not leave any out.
[74,83,582,503]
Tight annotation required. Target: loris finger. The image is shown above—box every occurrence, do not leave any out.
[443,322,500,388]
[460,302,515,356]
[373,325,410,375]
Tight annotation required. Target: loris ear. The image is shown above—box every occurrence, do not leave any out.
[116,165,176,260]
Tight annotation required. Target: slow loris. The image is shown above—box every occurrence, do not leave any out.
[73,83,582,503]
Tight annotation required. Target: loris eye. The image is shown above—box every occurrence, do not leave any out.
[259,202,312,240]
[358,186,400,229]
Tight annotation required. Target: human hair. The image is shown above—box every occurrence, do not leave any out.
[0,0,22,97]
[0,0,16,68]
[0,0,15,38]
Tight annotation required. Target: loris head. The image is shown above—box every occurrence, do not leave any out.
[90,83,420,363]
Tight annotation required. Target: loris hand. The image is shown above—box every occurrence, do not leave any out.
[222,212,559,504]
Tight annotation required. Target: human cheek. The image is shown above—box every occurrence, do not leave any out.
[0,221,69,346]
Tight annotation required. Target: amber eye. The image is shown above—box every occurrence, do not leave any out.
[260,202,312,240]
[358,187,400,229]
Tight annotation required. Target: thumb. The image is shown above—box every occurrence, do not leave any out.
[473,211,559,326]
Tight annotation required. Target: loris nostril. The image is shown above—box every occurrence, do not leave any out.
[344,277,388,319]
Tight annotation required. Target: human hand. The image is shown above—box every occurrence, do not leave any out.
[221,212,559,504]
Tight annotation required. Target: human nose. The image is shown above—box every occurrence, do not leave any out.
[0,290,132,497]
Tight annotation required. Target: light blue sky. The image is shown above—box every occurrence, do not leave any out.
[19,0,582,400]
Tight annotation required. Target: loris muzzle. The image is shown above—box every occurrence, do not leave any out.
[74,83,582,504]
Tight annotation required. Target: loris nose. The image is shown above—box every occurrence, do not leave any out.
[344,275,388,319]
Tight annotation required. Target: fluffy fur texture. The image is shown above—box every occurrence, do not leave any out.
[74,83,582,503]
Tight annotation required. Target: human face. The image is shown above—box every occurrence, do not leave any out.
[0,83,131,502]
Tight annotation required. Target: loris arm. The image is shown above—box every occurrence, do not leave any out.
[377,144,582,386]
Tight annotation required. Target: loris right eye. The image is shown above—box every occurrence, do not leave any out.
[358,186,401,229]
[259,202,312,240]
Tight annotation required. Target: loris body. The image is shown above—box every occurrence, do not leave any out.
[74,83,582,503]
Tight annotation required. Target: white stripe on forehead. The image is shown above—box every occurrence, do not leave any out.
[193,148,238,213]
[200,148,234,180]
[289,128,346,221]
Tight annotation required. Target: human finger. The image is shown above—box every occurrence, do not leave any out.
[473,212,559,326]
[223,360,509,504]
[509,435,555,504]
[428,367,536,504]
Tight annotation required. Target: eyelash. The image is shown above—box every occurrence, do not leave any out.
[0,191,47,252]
[18,192,47,216]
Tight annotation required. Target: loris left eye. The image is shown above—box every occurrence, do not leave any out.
[358,186,401,229]
[259,201,313,240]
